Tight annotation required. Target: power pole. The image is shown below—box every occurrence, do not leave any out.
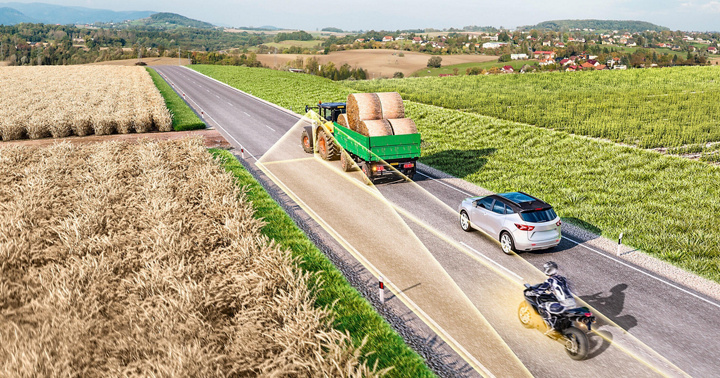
[178,47,181,66]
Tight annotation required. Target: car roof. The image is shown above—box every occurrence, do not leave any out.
[485,192,552,212]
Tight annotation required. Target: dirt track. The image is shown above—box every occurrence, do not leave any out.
[255,49,498,78]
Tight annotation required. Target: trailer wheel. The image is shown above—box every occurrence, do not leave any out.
[317,129,339,161]
[360,162,373,184]
[340,150,353,172]
[301,127,313,154]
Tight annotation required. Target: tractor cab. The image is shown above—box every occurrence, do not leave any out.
[306,102,346,123]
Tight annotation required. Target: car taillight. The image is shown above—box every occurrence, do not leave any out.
[403,163,414,169]
[556,220,562,227]
[515,223,535,231]
[373,165,385,172]
[584,312,592,317]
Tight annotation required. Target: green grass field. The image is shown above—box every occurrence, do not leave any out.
[193,65,720,284]
[348,66,720,148]
[147,68,206,131]
[211,149,434,377]
[412,60,532,77]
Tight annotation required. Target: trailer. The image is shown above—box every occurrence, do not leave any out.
[301,101,421,183]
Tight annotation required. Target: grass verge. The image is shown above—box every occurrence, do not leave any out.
[210,148,435,378]
[147,67,206,131]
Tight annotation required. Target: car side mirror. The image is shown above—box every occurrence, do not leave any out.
[524,284,531,289]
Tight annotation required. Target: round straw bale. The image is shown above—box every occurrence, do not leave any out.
[357,120,394,137]
[376,92,405,119]
[337,114,349,128]
[387,118,418,135]
[346,93,382,132]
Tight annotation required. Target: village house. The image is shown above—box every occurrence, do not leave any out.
[412,37,423,44]
[502,65,514,73]
[510,53,528,60]
[708,46,718,54]
[533,50,556,59]
[382,36,394,42]
[482,42,508,49]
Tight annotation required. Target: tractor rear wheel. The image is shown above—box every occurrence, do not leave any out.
[317,129,339,161]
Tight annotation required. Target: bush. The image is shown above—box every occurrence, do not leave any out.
[498,54,511,62]
[427,56,442,68]
[393,71,405,78]
[466,66,485,75]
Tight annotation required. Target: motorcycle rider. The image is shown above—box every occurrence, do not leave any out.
[533,261,576,333]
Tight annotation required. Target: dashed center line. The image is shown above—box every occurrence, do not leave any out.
[265,124,276,132]
[243,111,250,117]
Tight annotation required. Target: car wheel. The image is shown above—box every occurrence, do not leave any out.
[500,232,515,255]
[460,211,472,232]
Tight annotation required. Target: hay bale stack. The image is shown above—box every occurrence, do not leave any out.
[376,92,405,119]
[387,118,418,135]
[346,93,382,132]
[337,114,349,128]
[357,120,394,137]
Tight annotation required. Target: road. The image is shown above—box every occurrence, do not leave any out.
[154,65,720,377]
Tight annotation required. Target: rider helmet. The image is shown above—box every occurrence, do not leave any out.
[543,261,558,276]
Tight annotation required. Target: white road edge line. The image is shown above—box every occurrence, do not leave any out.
[417,171,473,197]
[265,125,276,132]
[460,242,523,282]
[256,163,497,378]
[563,236,720,309]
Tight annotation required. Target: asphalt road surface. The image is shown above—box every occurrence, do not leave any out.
[154,65,720,377]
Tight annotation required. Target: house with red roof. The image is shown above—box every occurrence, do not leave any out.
[382,36,394,42]
[502,65,514,73]
[533,51,556,59]
[708,46,718,54]
[412,37,423,44]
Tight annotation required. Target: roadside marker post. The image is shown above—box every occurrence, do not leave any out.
[241,148,245,159]
[379,277,385,304]
[617,232,624,256]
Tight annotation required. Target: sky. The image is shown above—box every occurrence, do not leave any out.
[6,0,720,31]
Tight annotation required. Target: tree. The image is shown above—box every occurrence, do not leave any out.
[427,56,442,68]
[393,71,404,78]
[498,54,511,62]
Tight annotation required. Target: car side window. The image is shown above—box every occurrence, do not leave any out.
[477,197,494,210]
[492,201,505,214]
[505,206,515,214]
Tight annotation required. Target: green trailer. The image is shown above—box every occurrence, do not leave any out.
[301,102,421,182]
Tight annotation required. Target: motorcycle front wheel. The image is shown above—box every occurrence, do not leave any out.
[563,327,589,360]
[518,301,536,328]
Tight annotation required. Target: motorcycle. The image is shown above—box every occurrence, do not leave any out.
[518,283,596,360]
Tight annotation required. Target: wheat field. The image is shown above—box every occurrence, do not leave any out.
[0,138,387,377]
[0,66,172,141]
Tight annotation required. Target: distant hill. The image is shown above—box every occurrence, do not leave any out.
[520,19,669,32]
[0,6,33,25]
[0,2,154,24]
[131,12,215,29]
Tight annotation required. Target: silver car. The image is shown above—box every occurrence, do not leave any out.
[458,192,561,254]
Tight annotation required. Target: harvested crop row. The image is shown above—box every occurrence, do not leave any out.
[0,138,386,377]
[0,66,172,141]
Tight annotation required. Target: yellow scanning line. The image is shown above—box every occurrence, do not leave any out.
[260,157,316,166]
[312,147,690,378]
[254,159,504,378]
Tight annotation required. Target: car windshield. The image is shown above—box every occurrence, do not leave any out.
[520,208,557,223]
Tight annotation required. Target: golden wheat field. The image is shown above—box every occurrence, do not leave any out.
[0,138,386,377]
[0,66,172,141]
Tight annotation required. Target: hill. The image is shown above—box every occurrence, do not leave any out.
[131,12,215,29]
[0,6,32,24]
[520,19,669,32]
[0,2,153,24]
